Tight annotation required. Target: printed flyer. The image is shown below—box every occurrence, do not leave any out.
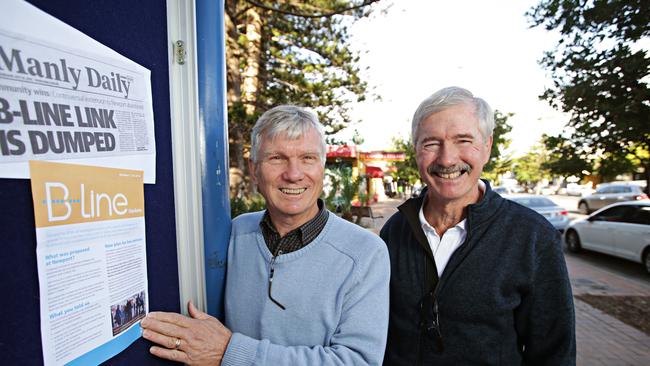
[0,0,156,183]
[30,160,148,366]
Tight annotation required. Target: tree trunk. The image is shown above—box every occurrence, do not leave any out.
[224,4,245,172]
[224,2,265,196]
[242,8,262,115]
[643,163,650,196]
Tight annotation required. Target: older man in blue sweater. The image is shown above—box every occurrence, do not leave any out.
[141,105,390,365]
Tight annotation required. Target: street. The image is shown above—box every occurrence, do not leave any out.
[368,193,650,365]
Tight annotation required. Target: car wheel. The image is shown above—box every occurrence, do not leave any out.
[566,230,582,253]
[643,249,650,275]
[578,201,590,215]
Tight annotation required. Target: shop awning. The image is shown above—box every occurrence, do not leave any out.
[326,145,357,158]
[365,165,384,178]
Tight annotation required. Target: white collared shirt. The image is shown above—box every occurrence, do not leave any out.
[418,180,485,277]
[418,207,466,277]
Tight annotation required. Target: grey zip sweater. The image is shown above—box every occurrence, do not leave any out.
[381,181,576,365]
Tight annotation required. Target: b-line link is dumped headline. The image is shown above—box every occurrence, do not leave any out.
[0,98,117,155]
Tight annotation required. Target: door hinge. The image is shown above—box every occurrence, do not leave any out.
[174,40,187,65]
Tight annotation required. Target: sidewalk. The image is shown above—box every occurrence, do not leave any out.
[567,254,650,365]
[363,197,650,365]
[361,196,403,235]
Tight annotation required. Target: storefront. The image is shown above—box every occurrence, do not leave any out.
[325,145,406,202]
[360,151,406,201]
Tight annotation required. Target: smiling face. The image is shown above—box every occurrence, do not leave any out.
[250,128,324,233]
[415,103,492,206]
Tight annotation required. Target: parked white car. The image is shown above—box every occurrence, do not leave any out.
[564,201,650,274]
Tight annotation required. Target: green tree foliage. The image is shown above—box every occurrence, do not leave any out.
[597,150,638,180]
[388,137,420,185]
[230,193,266,218]
[542,134,646,182]
[225,0,379,182]
[482,110,513,182]
[324,166,362,221]
[541,134,592,178]
[513,144,551,187]
[528,0,650,191]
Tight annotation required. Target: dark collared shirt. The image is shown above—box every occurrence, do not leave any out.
[260,199,329,256]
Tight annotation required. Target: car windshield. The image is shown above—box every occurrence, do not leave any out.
[511,197,556,208]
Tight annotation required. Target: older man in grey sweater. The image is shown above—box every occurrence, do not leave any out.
[141,105,390,365]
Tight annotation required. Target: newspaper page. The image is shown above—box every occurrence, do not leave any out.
[30,160,149,366]
[0,1,156,183]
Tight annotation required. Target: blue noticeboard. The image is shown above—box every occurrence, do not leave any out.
[0,1,189,364]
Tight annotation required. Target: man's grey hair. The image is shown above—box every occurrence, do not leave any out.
[250,105,327,165]
[411,86,495,147]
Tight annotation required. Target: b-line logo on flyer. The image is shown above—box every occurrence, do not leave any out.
[42,182,142,222]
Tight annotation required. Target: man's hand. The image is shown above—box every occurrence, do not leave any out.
[141,301,232,365]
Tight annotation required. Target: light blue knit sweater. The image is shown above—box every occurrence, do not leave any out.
[222,210,390,366]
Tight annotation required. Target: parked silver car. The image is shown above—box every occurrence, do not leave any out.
[577,183,648,214]
[505,195,570,232]
[564,201,650,274]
